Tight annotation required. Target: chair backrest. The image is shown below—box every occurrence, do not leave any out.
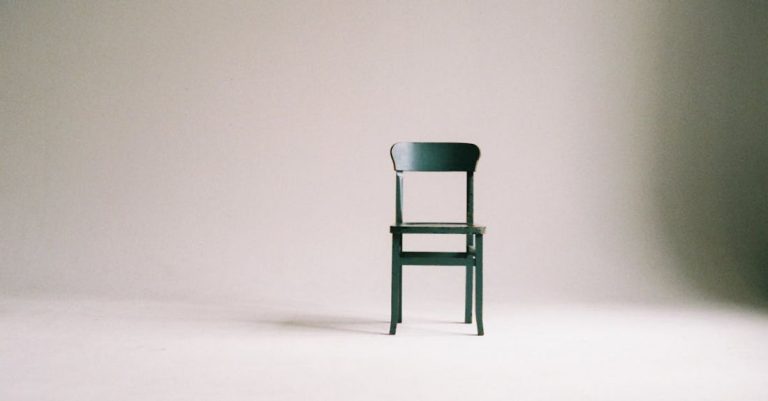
[390,142,480,172]
[390,142,481,224]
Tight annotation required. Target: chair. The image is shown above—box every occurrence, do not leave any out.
[388,142,486,335]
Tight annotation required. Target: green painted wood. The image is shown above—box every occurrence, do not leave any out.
[395,172,403,224]
[400,251,471,266]
[465,263,473,323]
[475,234,484,336]
[390,223,486,234]
[466,171,474,224]
[389,233,402,335]
[465,171,474,323]
[396,236,403,324]
[388,142,486,335]
[390,142,480,172]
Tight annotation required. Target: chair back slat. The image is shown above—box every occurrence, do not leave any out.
[390,142,480,172]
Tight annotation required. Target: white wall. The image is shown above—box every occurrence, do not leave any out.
[2,1,766,307]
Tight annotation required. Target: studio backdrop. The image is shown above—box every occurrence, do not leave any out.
[2,1,766,309]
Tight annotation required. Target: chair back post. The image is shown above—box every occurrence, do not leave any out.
[466,171,474,248]
[395,171,404,224]
[466,171,474,225]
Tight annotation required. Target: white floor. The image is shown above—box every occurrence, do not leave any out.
[1,297,767,401]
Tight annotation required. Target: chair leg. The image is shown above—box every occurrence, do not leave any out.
[397,265,403,323]
[475,234,484,336]
[389,233,402,335]
[464,263,473,323]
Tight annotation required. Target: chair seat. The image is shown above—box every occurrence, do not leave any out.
[390,222,486,234]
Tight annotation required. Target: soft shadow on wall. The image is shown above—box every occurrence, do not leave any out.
[651,2,768,306]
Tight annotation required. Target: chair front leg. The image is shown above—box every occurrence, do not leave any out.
[389,233,402,335]
[465,233,474,323]
[465,261,473,324]
[475,234,484,336]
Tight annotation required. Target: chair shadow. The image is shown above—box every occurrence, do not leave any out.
[265,315,391,335]
[259,315,477,336]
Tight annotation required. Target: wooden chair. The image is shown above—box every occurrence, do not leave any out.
[388,142,486,335]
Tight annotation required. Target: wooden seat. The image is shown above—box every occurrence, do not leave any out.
[390,222,486,234]
[388,142,486,336]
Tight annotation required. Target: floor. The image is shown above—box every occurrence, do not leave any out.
[1,297,767,401]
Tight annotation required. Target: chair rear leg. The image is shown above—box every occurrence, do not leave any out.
[475,234,484,336]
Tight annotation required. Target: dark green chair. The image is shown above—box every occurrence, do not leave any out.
[388,142,486,336]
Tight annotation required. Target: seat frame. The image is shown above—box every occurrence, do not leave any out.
[388,142,485,336]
